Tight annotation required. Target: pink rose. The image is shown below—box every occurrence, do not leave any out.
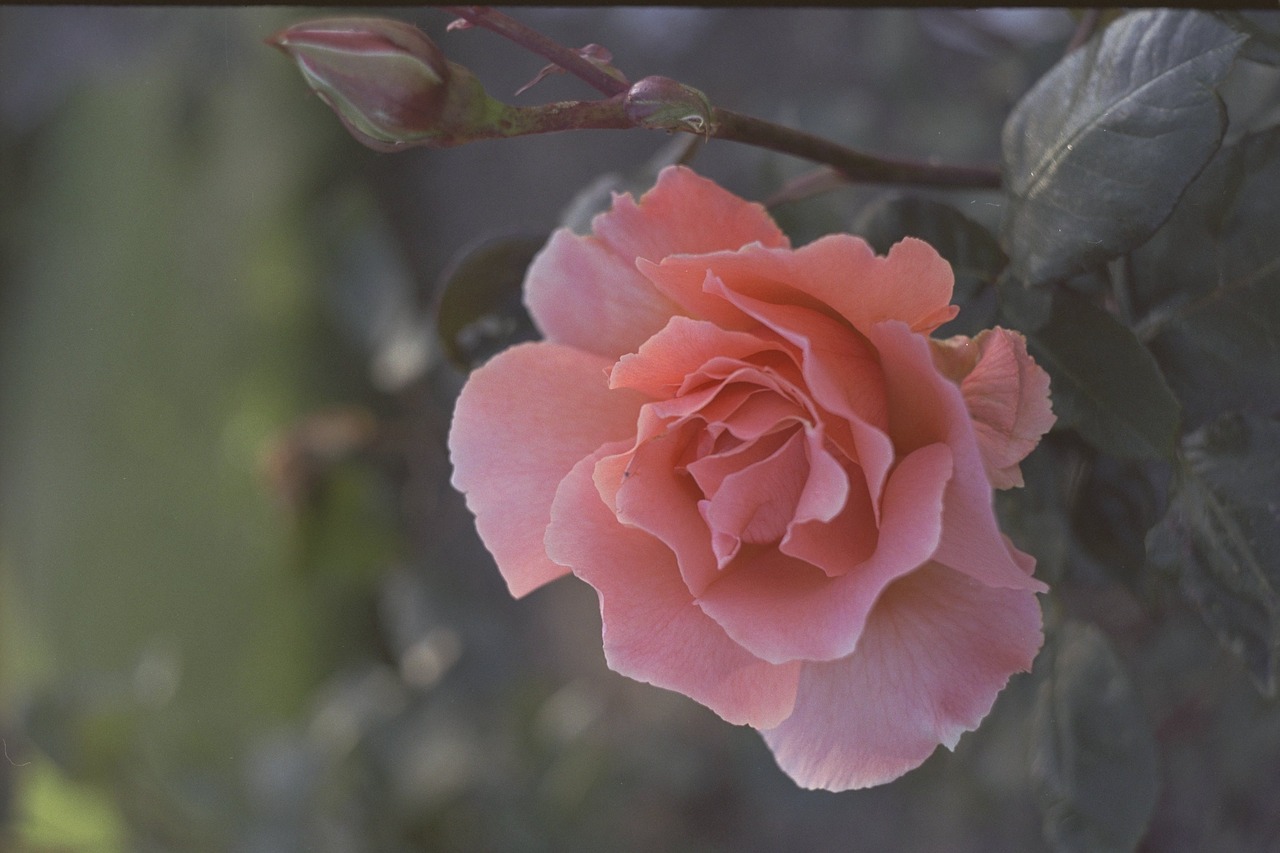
[449,166,1055,791]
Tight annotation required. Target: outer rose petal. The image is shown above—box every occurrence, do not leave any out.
[761,562,1043,791]
[449,342,644,598]
[638,236,958,340]
[959,329,1055,489]
[546,443,802,728]
[930,330,1054,488]
[525,166,787,358]
[866,321,1046,593]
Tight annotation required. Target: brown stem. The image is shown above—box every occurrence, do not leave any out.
[440,7,1003,190]
[441,6,627,97]
[713,109,1002,189]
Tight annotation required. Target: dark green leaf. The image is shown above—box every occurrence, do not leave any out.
[435,234,545,372]
[996,269,1055,333]
[1070,455,1171,593]
[1146,411,1280,697]
[1134,127,1280,430]
[1030,621,1159,853]
[1002,10,1245,287]
[1028,289,1180,460]
[851,194,1005,337]
[995,436,1076,587]
[1216,12,1280,65]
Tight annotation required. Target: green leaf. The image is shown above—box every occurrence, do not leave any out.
[1216,12,1280,65]
[1146,411,1280,697]
[995,437,1075,587]
[1134,127,1280,430]
[1028,289,1180,460]
[1030,621,1159,853]
[851,194,1005,337]
[1002,10,1245,287]
[435,233,545,372]
[1070,455,1170,594]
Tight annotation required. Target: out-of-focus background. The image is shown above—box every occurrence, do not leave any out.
[9,7,1250,851]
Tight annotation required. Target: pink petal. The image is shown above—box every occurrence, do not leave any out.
[761,562,1043,792]
[609,316,789,398]
[695,442,954,664]
[687,428,794,504]
[865,322,1046,593]
[448,342,644,598]
[781,459,877,577]
[700,274,895,508]
[790,427,852,528]
[700,428,809,547]
[607,417,722,596]
[959,329,1056,489]
[592,165,788,265]
[639,236,958,339]
[546,443,802,728]
[524,229,685,359]
[525,166,787,358]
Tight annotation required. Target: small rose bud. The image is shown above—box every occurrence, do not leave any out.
[267,17,452,152]
[623,76,714,137]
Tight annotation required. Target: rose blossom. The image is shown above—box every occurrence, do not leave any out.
[449,166,1055,791]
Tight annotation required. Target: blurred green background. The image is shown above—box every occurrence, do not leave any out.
[8,7,1223,852]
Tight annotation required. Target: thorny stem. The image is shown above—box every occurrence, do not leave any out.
[441,6,1003,190]
[442,6,628,97]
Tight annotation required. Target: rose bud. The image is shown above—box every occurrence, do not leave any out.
[267,17,452,151]
[623,76,714,136]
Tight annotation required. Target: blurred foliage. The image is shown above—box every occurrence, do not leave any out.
[1,7,1278,853]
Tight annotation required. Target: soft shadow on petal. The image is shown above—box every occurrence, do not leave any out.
[525,229,684,360]
[702,275,894,507]
[449,342,644,598]
[547,444,802,729]
[609,316,789,398]
[700,429,809,546]
[782,456,877,578]
[695,443,953,664]
[608,417,722,596]
[958,329,1055,489]
[761,562,1043,792]
[781,235,958,335]
[644,236,957,340]
[526,166,788,359]
[867,322,1045,593]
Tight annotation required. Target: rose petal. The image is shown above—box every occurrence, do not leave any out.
[700,428,809,547]
[959,329,1056,489]
[449,342,644,597]
[639,236,958,340]
[700,274,895,509]
[609,316,789,398]
[547,443,802,728]
[525,166,787,358]
[781,458,877,577]
[592,165,788,265]
[761,562,1043,791]
[866,321,1046,593]
[607,417,722,596]
[695,442,954,664]
[524,229,685,359]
